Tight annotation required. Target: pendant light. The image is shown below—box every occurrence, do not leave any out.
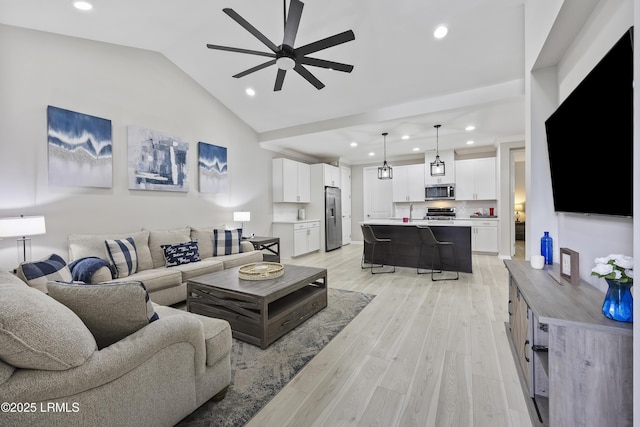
[378,132,392,179]
[430,124,445,176]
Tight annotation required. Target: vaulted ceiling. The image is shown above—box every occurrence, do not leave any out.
[0,0,525,164]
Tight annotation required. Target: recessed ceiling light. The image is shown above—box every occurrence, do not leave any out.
[402,135,410,140]
[73,1,93,11]
[350,142,358,147]
[368,152,375,156]
[412,147,420,152]
[245,87,255,96]
[466,140,475,145]
[465,125,475,131]
[434,25,448,39]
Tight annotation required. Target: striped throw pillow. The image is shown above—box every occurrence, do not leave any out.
[213,229,242,256]
[17,254,73,293]
[105,237,138,278]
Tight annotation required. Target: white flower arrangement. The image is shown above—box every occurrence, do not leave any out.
[591,254,634,284]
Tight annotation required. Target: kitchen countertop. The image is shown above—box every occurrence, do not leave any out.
[362,219,473,227]
[272,219,321,224]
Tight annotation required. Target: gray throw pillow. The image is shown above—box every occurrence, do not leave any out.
[46,281,159,349]
[0,279,97,370]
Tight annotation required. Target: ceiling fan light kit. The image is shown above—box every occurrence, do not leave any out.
[207,0,355,91]
[378,132,393,180]
[430,124,446,176]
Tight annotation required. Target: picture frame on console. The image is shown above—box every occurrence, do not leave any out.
[560,247,580,285]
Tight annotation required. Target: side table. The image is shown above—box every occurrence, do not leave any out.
[244,236,280,262]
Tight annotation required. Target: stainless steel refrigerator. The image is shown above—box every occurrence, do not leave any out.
[325,186,343,251]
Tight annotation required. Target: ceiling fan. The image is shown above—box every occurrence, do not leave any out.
[206,0,355,91]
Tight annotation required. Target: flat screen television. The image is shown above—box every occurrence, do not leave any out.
[545,27,633,217]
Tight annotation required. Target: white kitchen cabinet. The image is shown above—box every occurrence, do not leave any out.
[273,220,320,259]
[392,164,425,202]
[454,157,496,200]
[320,164,341,187]
[424,149,455,185]
[273,158,310,203]
[470,219,498,253]
[273,221,320,259]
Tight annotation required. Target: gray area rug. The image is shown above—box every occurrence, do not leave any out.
[176,288,375,427]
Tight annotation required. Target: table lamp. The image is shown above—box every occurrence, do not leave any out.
[233,211,250,237]
[514,204,524,222]
[0,215,47,263]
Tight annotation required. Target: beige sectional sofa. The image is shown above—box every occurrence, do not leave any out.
[67,226,263,305]
[0,269,232,427]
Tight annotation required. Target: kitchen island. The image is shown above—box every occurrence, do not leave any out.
[360,220,473,273]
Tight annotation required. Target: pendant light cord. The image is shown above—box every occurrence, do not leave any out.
[382,132,388,164]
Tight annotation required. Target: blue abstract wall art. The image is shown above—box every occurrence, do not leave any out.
[47,106,112,188]
[128,126,189,192]
[198,142,228,194]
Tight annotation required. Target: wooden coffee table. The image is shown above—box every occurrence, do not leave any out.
[187,264,327,349]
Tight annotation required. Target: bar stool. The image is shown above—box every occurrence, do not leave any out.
[416,226,459,281]
[360,224,395,274]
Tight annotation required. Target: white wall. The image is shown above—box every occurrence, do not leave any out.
[0,24,275,271]
[526,0,633,291]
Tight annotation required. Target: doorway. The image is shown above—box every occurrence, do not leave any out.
[511,148,526,259]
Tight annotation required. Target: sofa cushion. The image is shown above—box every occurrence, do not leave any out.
[0,359,15,383]
[189,225,226,259]
[69,230,153,271]
[119,268,183,293]
[105,237,138,278]
[213,229,242,256]
[0,272,97,370]
[154,305,232,367]
[162,240,201,267]
[47,281,159,349]
[220,250,264,270]
[147,227,191,268]
[16,254,72,293]
[171,257,224,282]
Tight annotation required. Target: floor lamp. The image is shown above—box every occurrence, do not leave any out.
[0,215,47,264]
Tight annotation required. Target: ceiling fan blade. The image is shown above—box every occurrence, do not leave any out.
[298,57,354,73]
[294,64,325,90]
[206,44,276,59]
[233,60,277,78]
[283,0,304,47]
[295,30,355,56]
[274,69,287,91]
[223,8,279,53]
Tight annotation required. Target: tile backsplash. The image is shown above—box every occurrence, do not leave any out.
[393,200,498,219]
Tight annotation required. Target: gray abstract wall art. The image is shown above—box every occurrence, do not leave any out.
[128,126,189,192]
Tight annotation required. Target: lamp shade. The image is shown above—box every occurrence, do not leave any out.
[0,216,46,237]
[233,211,251,222]
[514,204,524,212]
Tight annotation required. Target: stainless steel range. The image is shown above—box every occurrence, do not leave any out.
[424,207,456,220]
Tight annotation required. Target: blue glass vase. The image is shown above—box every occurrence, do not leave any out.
[540,231,553,265]
[602,279,633,322]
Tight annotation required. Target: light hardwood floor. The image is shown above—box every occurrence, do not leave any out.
[246,244,533,427]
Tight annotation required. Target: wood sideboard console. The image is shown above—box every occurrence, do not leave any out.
[504,260,632,426]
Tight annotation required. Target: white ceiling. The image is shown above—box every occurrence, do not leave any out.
[0,0,526,165]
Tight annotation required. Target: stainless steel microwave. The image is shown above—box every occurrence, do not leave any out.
[425,184,455,200]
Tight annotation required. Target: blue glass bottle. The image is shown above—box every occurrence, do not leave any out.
[540,231,553,265]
